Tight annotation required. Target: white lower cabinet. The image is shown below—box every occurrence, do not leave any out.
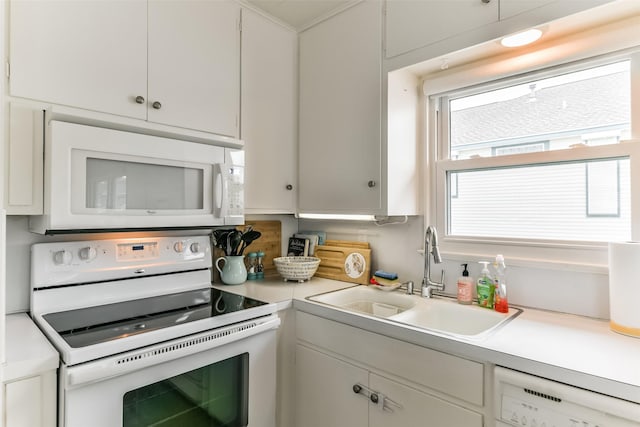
[296,344,483,427]
[3,314,58,427]
[4,373,56,427]
[295,312,485,427]
[368,373,482,427]
[296,344,369,427]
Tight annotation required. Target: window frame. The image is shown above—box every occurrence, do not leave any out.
[424,49,640,271]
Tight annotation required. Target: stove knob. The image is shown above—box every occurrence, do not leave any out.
[78,246,97,261]
[53,250,72,265]
[173,241,185,253]
[190,242,200,253]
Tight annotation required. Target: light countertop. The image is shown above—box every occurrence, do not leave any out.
[219,277,640,404]
[3,313,59,383]
[7,278,638,404]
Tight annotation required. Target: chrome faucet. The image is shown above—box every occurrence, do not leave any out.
[422,225,445,298]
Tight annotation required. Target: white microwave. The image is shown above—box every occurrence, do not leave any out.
[29,120,244,233]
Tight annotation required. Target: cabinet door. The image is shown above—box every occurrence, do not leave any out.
[5,104,43,215]
[298,1,382,214]
[499,0,614,20]
[499,0,556,20]
[4,372,57,427]
[148,0,240,137]
[9,0,147,119]
[241,9,297,213]
[295,345,368,427]
[369,374,483,427]
[385,0,498,58]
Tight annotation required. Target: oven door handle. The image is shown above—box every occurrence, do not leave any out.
[65,315,280,388]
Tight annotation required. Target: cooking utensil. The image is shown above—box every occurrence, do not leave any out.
[228,230,243,256]
[239,230,262,255]
[212,229,229,250]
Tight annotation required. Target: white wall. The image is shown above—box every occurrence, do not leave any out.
[6,213,609,318]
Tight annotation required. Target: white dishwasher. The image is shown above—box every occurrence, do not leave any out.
[494,366,640,427]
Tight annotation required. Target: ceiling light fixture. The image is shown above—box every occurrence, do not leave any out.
[500,28,542,48]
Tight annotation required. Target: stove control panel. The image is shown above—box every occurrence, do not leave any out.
[117,241,160,261]
[31,235,212,288]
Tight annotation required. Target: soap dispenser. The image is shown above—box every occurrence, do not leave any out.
[476,261,495,309]
[457,264,473,305]
[493,254,509,313]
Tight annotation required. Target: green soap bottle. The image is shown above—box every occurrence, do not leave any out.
[476,261,495,309]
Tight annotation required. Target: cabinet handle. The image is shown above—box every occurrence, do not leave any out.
[352,383,372,399]
[286,184,293,191]
[370,393,379,404]
[135,95,145,104]
[481,0,491,3]
[152,101,162,109]
[367,180,376,188]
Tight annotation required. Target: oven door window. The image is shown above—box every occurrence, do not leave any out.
[123,353,249,427]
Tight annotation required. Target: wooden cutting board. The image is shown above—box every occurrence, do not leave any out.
[212,220,281,282]
[314,241,371,285]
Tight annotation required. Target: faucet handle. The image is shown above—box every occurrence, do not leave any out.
[403,281,414,295]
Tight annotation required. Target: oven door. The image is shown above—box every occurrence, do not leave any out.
[30,120,244,233]
[60,316,279,427]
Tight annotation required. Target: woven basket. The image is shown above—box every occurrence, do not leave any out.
[273,256,321,282]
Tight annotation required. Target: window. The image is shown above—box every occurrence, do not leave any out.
[430,55,640,256]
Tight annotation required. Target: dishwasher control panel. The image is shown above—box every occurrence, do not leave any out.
[494,366,640,427]
[501,393,595,427]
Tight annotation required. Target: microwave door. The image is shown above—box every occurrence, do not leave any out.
[215,160,244,226]
[30,120,234,233]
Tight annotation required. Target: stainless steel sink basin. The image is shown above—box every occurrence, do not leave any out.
[308,285,522,339]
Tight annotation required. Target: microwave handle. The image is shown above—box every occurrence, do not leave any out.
[213,163,227,219]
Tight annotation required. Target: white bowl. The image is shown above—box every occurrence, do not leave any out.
[273,256,321,282]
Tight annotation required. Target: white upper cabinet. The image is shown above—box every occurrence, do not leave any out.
[385,0,499,58]
[298,1,383,214]
[9,0,240,137]
[499,0,612,20]
[499,0,555,20]
[241,9,297,213]
[148,1,240,136]
[9,0,148,119]
[384,0,615,61]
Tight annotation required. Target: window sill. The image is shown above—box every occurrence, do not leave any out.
[438,236,609,274]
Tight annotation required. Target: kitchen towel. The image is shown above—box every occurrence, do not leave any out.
[608,241,640,337]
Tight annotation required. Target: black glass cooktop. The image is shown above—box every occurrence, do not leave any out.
[43,288,268,348]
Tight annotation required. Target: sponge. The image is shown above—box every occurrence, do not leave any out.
[374,270,398,280]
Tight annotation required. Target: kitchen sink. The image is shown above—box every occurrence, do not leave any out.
[307,285,522,339]
[307,285,417,318]
[388,299,521,337]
